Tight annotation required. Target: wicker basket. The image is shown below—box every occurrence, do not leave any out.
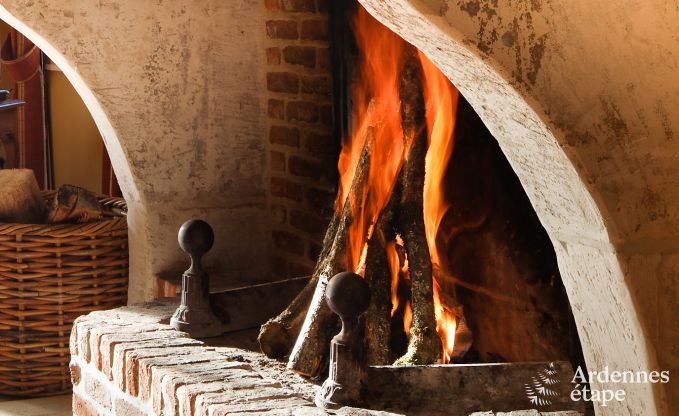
[0,192,129,397]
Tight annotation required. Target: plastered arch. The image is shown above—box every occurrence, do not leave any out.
[358,0,670,414]
[0,5,155,303]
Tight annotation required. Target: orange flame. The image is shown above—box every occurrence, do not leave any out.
[341,7,405,272]
[419,51,460,363]
[403,301,413,337]
[386,241,401,316]
[339,5,461,363]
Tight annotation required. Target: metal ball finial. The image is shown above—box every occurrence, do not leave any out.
[316,272,369,409]
[326,272,370,320]
[178,219,214,257]
[171,218,224,338]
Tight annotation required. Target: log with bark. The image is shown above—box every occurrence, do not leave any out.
[259,104,380,375]
[260,47,454,373]
[257,212,342,359]
[286,126,375,377]
[393,47,442,365]
[363,181,399,365]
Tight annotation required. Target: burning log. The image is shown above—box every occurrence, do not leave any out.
[262,11,469,371]
[363,184,399,365]
[258,275,319,359]
[393,47,442,365]
[284,124,377,377]
[258,212,342,359]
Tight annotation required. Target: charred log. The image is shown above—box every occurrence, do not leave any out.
[363,182,399,365]
[286,126,376,377]
[393,47,442,365]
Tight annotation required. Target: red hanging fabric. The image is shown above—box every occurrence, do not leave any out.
[102,149,122,197]
[0,30,47,188]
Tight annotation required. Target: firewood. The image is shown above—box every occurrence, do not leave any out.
[287,126,375,377]
[258,275,318,358]
[258,209,341,359]
[0,169,46,223]
[363,181,400,365]
[393,47,442,365]
[47,185,103,223]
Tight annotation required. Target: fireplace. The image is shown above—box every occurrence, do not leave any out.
[1,0,674,415]
[257,2,587,411]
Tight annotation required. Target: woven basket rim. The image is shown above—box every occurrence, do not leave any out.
[0,191,127,236]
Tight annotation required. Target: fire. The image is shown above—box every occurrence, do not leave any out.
[386,241,401,316]
[419,50,460,363]
[340,6,405,271]
[340,6,462,363]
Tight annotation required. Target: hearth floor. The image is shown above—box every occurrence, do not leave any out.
[0,395,71,416]
[69,300,583,416]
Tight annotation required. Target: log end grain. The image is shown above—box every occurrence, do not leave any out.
[0,169,46,223]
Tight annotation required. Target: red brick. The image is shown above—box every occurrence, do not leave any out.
[290,209,328,234]
[287,101,319,124]
[70,362,81,385]
[126,346,208,397]
[266,20,298,39]
[195,388,307,416]
[272,230,305,255]
[84,373,112,410]
[281,0,315,12]
[271,204,287,225]
[157,366,255,416]
[78,319,127,363]
[303,131,335,155]
[91,323,169,368]
[177,383,226,416]
[301,75,330,96]
[265,0,279,10]
[317,47,330,70]
[306,187,336,217]
[301,19,328,40]
[269,125,300,147]
[267,72,299,93]
[138,352,219,401]
[289,156,323,180]
[270,151,285,172]
[268,99,284,120]
[266,47,281,65]
[89,323,148,369]
[282,46,316,68]
[319,104,333,127]
[271,177,303,201]
[73,393,98,416]
[113,338,203,392]
[70,318,80,356]
[114,397,147,416]
[100,330,177,378]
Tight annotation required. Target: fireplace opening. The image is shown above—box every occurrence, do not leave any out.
[260,0,587,381]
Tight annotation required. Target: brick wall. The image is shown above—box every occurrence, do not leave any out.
[265,0,338,278]
[69,302,319,416]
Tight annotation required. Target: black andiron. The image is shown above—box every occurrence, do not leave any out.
[315,272,370,409]
[170,219,225,338]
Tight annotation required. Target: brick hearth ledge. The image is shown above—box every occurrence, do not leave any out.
[69,301,582,416]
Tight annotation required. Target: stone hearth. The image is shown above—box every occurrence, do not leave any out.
[69,301,583,416]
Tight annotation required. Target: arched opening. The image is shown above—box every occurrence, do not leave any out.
[0,4,156,304]
[0,7,137,202]
[356,0,667,414]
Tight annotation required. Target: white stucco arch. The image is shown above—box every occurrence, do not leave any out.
[358,0,672,414]
[0,0,272,304]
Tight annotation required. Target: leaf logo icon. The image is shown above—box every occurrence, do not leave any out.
[524,362,562,407]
